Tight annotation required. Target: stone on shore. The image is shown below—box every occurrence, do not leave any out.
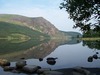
[37,68,51,74]
[73,67,90,75]
[22,65,41,73]
[3,66,15,71]
[0,59,10,66]
[43,71,64,75]
[16,60,26,69]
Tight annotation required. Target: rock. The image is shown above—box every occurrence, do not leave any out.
[96,52,99,54]
[22,65,41,73]
[46,57,57,65]
[20,57,25,60]
[87,56,93,62]
[39,58,43,62]
[93,54,98,59]
[37,68,51,74]
[47,57,58,61]
[0,59,10,66]
[12,69,21,73]
[73,71,84,75]
[73,67,90,75]
[16,60,26,69]
[43,71,64,75]
[3,66,15,71]
[47,60,56,65]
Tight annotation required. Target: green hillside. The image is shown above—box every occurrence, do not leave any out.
[0,14,82,40]
[0,21,50,42]
[0,14,59,37]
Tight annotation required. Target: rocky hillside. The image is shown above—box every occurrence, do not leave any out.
[0,14,59,37]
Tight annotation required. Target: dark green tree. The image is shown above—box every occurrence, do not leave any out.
[60,0,100,32]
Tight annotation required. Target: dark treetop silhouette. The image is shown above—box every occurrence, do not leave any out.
[60,0,100,32]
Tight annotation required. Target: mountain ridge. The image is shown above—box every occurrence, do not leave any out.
[0,14,81,39]
[0,14,59,37]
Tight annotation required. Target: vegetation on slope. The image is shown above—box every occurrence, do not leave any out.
[60,31,82,38]
[0,21,50,40]
[0,14,59,37]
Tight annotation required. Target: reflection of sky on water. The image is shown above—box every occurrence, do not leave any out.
[0,40,100,75]
[26,42,100,70]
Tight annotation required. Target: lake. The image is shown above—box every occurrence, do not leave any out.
[0,38,100,75]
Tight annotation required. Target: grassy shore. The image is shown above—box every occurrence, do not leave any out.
[81,37,100,41]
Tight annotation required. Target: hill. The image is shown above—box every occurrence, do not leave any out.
[61,31,82,38]
[0,21,50,43]
[0,14,60,37]
[0,14,82,40]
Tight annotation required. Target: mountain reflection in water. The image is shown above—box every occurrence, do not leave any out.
[0,38,81,61]
[0,38,100,71]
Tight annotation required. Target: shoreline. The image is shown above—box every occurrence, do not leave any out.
[56,67,100,75]
[80,37,100,41]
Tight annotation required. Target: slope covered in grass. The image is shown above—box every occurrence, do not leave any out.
[0,21,50,39]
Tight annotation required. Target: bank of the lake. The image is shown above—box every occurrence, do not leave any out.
[0,59,100,75]
[81,37,100,41]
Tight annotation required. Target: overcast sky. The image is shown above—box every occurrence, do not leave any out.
[0,0,81,32]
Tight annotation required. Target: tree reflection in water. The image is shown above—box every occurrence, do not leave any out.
[83,40,100,62]
[83,40,100,50]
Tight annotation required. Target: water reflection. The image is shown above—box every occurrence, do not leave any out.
[0,38,81,61]
[82,40,100,50]
[0,38,82,75]
[0,38,48,55]
[0,38,100,74]
[82,40,100,62]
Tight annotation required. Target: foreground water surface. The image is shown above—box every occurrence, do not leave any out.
[0,38,100,75]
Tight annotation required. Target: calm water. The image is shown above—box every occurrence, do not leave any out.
[0,38,100,75]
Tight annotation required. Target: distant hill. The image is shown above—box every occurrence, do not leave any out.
[60,31,82,38]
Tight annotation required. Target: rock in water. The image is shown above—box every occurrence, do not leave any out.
[22,65,41,73]
[87,56,93,62]
[3,66,15,71]
[16,61,26,69]
[93,54,98,59]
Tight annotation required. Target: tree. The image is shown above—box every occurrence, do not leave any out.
[60,0,100,32]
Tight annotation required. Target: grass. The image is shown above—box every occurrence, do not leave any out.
[81,37,100,41]
[0,21,50,39]
[6,33,31,43]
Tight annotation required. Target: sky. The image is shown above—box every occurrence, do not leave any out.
[0,0,81,32]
